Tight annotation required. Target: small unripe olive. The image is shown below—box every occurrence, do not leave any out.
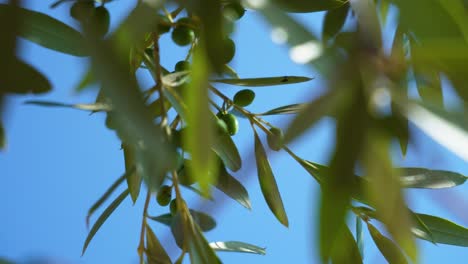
[221,38,236,64]
[156,185,172,206]
[233,89,255,107]
[172,24,195,46]
[267,127,284,151]
[169,199,178,215]
[70,1,95,22]
[218,113,239,136]
[91,6,110,37]
[215,117,229,134]
[223,2,246,21]
[178,162,197,186]
[175,60,190,72]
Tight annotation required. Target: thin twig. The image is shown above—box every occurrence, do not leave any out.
[137,191,152,263]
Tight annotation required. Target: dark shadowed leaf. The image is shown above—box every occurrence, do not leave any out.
[85,170,131,228]
[322,3,349,40]
[413,213,468,247]
[145,224,172,264]
[356,217,364,259]
[211,76,313,87]
[272,0,346,13]
[187,221,222,264]
[368,223,408,264]
[3,60,51,94]
[0,258,15,264]
[75,69,96,92]
[0,4,87,56]
[257,104,306,116]
[149,210,216,232]
[215,167,251,209]
[0,122,5,150]
[24,100,111,112]
[399,168,467,189]
[211,125,242,172]
[253,129,288,227]
[209,241,266,255]
[82,189,129,255]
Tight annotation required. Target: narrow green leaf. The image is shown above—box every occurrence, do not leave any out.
[399,167,467,189]
[349,0,382,49]
[211,123,242,172]
[209,241,266,255]
[368,223,408,264]
[163,85,188,121]
[211,76,313,87]
[0,122,5,150]
[82,189,129,255]
[253,129,288,227]
[85,170,131,228]
[330,225,363,264]
[215,167,251,210]
[123,145,141,203]
[162,71,191,88]
[257,103,306,116]
[184,48,217,194]
[149,210,216,232]
[413,68,444,108]
[170,213,185,249]
[145,224,172,264]
[24,100,111,112]
[413,213,468,246]
[0,4,87,56]
[188,222,222,264]
[3,59,51,94]
[272,0,347,13]
[356,217,364,260]
[284,88,348,144]
[75,69,96,92]
[322,3,350,40]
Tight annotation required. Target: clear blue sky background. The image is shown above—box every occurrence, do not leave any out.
[1,1,467,263]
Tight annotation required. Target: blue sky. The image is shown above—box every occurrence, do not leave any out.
[1,1,467,263]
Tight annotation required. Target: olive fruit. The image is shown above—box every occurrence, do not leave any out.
[178,162,197,186]
[267,127,284,151]
[233,89,255,107]
[223,2,246,21]
[215,117,229,134]
[175,60,190,72]
[91,6,110,37]
[218,112,239,135]
[172,18,196,46]
[169,199,178,215]
[156,185,172,206]
[221,38,236,64]
[70,0,95,22]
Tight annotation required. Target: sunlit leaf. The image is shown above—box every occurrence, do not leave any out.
[322,3,349,40]
[253,129,288,227]
[209,241,266,255]
[162,71,191,88]
[211,123,242,172]
[399,167,467,189]
[368,223,408,264]
[82,189,129,255]
[145,223,172,264]
[0,4,87,56]
[215,167,251,210]
[24,100,111,112]
[85,169,132,228]
[413,213,468,247]
[149,210,216,232]
[256,103,306,116]
[187,221,222,264]
[211,76,313,87]
[330,225,363,264]
[123,145,141,203]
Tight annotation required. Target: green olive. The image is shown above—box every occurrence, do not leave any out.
[267,127,284,151]
[91,6,110,37]
[216,117,229,134]
[70,0,95,22]
[218,113,239,136]
[221,38,236,64]
[223,2,246,21]
[175,60,190,72]
[156,185,172,206]
[233,89,255,107]
[169,199,178,215]
[178,162,197,186]
[172,18,196,46]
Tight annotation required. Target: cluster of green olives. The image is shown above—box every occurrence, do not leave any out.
[70,0,110,37]
[155,185,179,215]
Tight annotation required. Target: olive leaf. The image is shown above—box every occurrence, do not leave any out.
[322,3,350,40]
[413,213,468,247]
[209,241,266,255]
[3,59,51,94]
[367,223,408,264]
[211,76,313,87]
[256,103,306,116]
[399,167,467,189]
[145,224,172,264]
[0,122,5,150]
[24,100,111,112]
[215,167,251,210]
[148,209,217,232]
